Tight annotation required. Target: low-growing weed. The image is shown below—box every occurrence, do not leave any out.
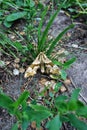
[0,88,87,130]
[53,0,87,17]
[0,1,74,63]
[0,0,43,28]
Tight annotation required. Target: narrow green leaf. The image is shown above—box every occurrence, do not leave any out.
[52,60,63,67]
[68,114,87,130]
[63,57,76,69]
[38,3,64,52]
[47,24,74,55]
[38,7,48,43]
[46,115,62,130]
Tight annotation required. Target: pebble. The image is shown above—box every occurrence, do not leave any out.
[13,69,19,75]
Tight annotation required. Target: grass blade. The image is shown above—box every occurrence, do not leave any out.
[38,7,48,43]
[38,2,65,53]
[47,24,74,56]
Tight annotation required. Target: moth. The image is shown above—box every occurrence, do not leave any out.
[24,52,60,78]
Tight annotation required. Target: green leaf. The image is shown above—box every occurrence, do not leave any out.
[55,95,68,103]
[76,106,87,118]
[54,82,62,91]
[60,116,69,122]
[38,7,48,43]
[71,88,80,101]
[68,89,83,111]
[6,11,27,22]
[47,24,74,55]
[12,91,29,109]
[46,115,62,130]
[11,123,18,130]
[4,20,13,28]
[0,93,14,112]
[55,95,68,114]
[13,42,23,51]
[25,106,52,126]
[63,57,76,69]
[38,3,63,52]
[60,70,67,80]
[30,104,52,114]
[52,60,63,67]
[68,113,87,130]
[68,100,84,111]
[30,0,35,7]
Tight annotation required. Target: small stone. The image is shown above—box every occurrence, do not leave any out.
[39,87,45,93]
[19,68,25,73]
[13,63,20,68]
[60,86,67,92]
[72,44,78,48]
[5,61,10,65]
[13,69,19,75]
[14,58,20,63]
[64,79,71,85]
[20,31,25,35]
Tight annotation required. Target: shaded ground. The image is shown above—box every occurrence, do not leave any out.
[0,10,87,130]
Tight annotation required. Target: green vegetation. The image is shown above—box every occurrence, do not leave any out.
[0,0,87,130]
[0,89,87,130]
[54,0,87,17]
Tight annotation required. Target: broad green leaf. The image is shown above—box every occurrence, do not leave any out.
[46,115,62,130]
[25,106,52,126]
[63,57,76,69]
[68,113,87,130]
[30,104,52,114]
[22,121,29,130]
[55,95,68,103]
[68,89,84,111]
[0,93,14,111]
[60,70,67,80]
[30,0,35,7]
[47,24,74,55]
[12,91,29,109]
[71,88,80,101]
[6,11,27,22]
[68,100,84,111]
[4,20,13,28]
[60,116,69,122]
[55,95,68,114]
[76,106,87,118]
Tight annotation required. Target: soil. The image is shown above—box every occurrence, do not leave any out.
[0,9,87,130]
